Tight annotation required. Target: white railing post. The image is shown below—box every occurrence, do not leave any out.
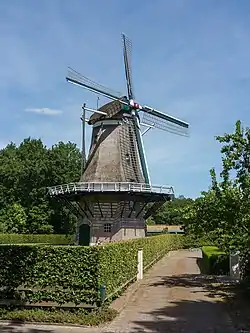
[137,248,143,280]
[229,251,241,280]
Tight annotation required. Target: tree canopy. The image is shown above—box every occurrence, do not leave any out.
[183,120,250,256]
[0,138,81,234]
[150,196,193,225]
[149,120,249,263]
[1,119,250,261]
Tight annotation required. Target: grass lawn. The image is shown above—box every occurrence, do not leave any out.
[0,306,117,326]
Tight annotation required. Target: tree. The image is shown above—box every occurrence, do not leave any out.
[184,120,250,254]
[0,138,81,234]
[5,203,27,233]
[47,142,81,234]
[151,197,194,225]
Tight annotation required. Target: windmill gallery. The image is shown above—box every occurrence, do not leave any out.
[48,34,189,246]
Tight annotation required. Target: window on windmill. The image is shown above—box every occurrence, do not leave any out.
[104,223,112,233]
[129,201,135,209]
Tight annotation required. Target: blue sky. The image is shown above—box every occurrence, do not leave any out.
[1,0,250,198]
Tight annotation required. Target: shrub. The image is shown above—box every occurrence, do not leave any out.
[202,246,229,275]
[182,232,218,249]
[99,234,186,298]
[0,234,74,245]
[0,234,188,306]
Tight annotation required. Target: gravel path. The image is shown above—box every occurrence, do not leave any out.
[0,249,237,333]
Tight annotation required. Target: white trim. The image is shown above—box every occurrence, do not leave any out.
[93,120,123,127]
[84,106,107,115]
[48,182,174,196]
[140,122,155,128]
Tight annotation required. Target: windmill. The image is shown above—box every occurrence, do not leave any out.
[48,34,189,245]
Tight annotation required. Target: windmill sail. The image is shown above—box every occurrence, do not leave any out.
[122,34,134,100]
[66,67,123,101]
[141,106,189,136]
[121,34,150,183]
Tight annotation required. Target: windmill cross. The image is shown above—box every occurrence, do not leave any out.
[66,33,189,184]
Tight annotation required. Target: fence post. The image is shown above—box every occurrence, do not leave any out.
[137,248,143,280]
[229,250,241,280]
[100,284,106,303]
[75,222,79,245]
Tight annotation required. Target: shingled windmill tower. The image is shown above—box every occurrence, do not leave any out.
[48,34,189,245]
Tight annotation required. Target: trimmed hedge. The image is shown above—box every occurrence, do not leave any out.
[99,234,185,297]
[0,245,99,305]
[0,234,74,245]
[0,234,187,306]
[202,246,229,275]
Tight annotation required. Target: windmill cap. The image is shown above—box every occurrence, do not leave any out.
[88,99,129,125]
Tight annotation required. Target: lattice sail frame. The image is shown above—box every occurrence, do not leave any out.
[67,67,123,100]
[122,34,134,100]
[141,112,189,137]
[66,34,190,138]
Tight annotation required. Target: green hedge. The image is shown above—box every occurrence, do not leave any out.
[202,246,229,275]
[0,245,99,305]
[0,234,187,306]
[0,234,74,245]
[99,234,185,297]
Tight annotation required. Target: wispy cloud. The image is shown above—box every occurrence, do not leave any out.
[1,0,250,198]
[25,108,63,116]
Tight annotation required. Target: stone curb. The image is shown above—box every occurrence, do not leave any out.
[0,319,89,328]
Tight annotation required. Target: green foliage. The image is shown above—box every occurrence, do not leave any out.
[4,203,27,233]
[202,246,229,275]
[0,245,100,305]
[151,197,194,225]
[0,138,81,234]
[0,235,189,306]
[0,233,73,245]
[99,234,186,297]
[183,121,250,255]
[181,233,217,249]
[146,217,155,225]
[0,307,117,326]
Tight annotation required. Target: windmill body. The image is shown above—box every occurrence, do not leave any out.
[48,34,189,245]
[82,100,144,184]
